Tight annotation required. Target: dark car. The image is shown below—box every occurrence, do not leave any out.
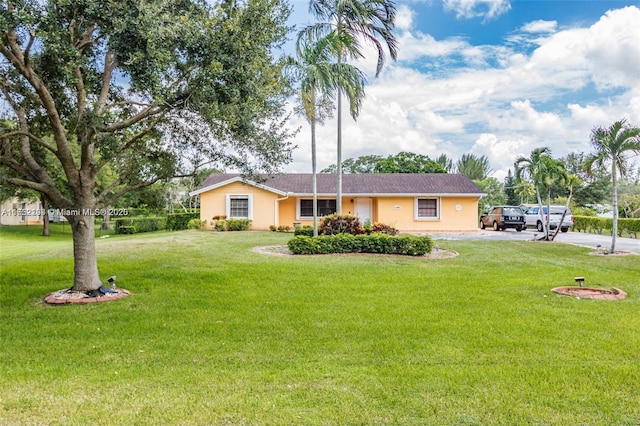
[480,206,526,231]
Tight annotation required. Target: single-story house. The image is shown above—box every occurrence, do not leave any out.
[190,173,485,233]
[0,197,43,226]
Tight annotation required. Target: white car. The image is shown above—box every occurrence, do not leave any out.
[523,205,573,233]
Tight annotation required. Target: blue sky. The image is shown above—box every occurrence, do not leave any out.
[282,0,640,179]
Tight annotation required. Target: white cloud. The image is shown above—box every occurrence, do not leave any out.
[395,5,414,32]
[282,5,640,178]
[471,133,530,179]
[520,20,557,34]
[443,0,511,21]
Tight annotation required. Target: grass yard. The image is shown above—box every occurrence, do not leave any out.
[1,226,639,425]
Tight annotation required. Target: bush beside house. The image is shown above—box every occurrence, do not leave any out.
[288,214,432,256]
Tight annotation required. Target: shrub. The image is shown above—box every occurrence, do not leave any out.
[288,234,433,256]
[167,212,199,231]
[117,225,135,234]
[115,217,167,234]
[573,216,639,238]
[269,225,277,232]
[319,214,364,235]
[371,222,398,236]
[619,218,640,238]
[227,219,251,231]
[213,219,251,231]
[294,226,315,237]
[214,219,227,232]
[187,218,207,230]
[212,215,227,221]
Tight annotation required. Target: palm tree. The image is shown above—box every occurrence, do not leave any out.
[303,0,398,214]
[515,147,567,239]
[584,119,640,252]
[550,174,581,241]
[515,181,536,204]
[435,153,454,173]
[456,153,492,180]
[286,33,365,235]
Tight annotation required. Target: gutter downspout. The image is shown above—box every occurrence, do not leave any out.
[274,192,292,228]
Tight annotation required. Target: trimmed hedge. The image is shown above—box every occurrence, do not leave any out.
[294,226,314,237]
[573,216,639,238]
[115,217,167,234]
[166,212,200,231]
[213,219,252,231]
[287,234,434,256]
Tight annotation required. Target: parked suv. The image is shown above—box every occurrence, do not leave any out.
[523,205,573,232]
[480,206,526,231]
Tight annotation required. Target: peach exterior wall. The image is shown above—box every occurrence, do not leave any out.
[199,181,281,230]
[376,196,479,232]
[200,185,480,232]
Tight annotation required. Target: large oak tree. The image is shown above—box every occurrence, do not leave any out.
[1,0,294,292]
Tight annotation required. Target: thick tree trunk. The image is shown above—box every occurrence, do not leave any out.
[68,213,102,292]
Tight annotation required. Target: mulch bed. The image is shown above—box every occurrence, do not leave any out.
[251,245,458,259]
[44,288,131,305]
[588,250,634,256]
[551,286,627,300]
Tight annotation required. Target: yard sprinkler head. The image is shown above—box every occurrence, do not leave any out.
[108,275,116,289]
[574,276,585,287]
[434,244,439,253]
[596,244,602,253]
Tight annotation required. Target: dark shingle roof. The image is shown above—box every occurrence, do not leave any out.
[195,173,484,196]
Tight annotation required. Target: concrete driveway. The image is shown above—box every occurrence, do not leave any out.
[429,229,640,254]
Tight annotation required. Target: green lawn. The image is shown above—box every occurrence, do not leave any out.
[1,226,639,425]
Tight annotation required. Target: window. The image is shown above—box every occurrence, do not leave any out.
[226,195,252,219]
[415,198,439,219]
[299,199,336,218]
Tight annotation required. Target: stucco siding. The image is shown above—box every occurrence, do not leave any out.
[195,175,483,232]
[376,196,479,232]
[199,181,279,230]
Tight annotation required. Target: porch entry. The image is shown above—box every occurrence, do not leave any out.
[354,198,372,223]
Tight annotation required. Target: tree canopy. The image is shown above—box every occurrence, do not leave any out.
[0,0,294,291]
[321,152,446,174]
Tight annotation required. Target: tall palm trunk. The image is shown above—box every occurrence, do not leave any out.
[535,190,548,239]
[551,194,573,241]
[610,163,618,253]
[336,90,343,214]
[311,114,319,237]
[545,188,552,240]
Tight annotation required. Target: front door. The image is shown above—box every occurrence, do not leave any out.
[355,198,372,223]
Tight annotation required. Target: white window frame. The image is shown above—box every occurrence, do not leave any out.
[226,194,253,219]
[296,197,337,220]
[414,197,440,221]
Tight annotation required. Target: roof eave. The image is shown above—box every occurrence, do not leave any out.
[189,176,288,197]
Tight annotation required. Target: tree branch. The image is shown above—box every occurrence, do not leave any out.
[97,104,167,133]
[1,30,79,189]
[97,177,162,207]
[97,50,116,114]
[0,130,58,155]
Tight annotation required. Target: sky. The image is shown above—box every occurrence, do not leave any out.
[281,0,640,180]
